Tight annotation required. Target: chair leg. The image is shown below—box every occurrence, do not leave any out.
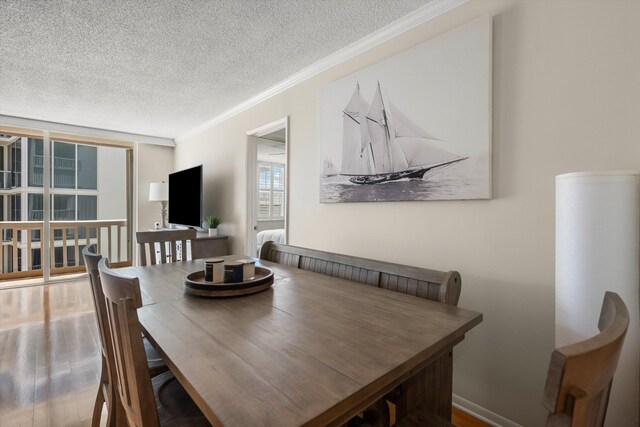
[395,350,454,423]
[91,359,108,427]
[102,356,119,427]
[113,395,129,427]
[91,388,104,427]
[362,398,390,427]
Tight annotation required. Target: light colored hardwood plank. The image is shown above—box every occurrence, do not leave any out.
[0,281,102,427]
[452,407,491,427]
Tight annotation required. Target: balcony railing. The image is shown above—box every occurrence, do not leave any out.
[32,154,78,170]
[28,172,77,188]
[0,219,131,280]
[29,210,78,221]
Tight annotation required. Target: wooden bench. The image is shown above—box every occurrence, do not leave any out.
[259,241,461,306]
[260,241,463,426]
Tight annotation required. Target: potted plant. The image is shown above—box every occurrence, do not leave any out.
[206,216,221,236]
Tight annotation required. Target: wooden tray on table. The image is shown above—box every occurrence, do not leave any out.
[184,266,274,297]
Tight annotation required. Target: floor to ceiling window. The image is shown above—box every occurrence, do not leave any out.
[0,129,133,282]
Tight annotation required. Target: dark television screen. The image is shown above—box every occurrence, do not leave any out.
[168,165,202,228]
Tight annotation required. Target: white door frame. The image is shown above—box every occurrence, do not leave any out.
[245,117,289,257]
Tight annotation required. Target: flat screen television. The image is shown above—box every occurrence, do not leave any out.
[168,165,202,228]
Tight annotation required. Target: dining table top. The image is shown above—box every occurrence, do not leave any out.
[118,257,482,426]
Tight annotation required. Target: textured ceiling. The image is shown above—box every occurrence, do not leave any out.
[0,0,433,139]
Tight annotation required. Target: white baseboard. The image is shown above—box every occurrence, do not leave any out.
[453,394,522,427]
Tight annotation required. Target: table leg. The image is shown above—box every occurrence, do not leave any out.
[395,349,454,421]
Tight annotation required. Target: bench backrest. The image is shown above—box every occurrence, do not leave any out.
[259,241,461,306]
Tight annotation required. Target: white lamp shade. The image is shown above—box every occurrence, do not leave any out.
[149,182,168,201]
[556,170,639,427]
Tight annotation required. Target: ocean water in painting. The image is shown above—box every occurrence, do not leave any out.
[320,153,490,203]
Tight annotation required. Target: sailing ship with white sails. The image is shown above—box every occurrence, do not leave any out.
[341,81,466,185]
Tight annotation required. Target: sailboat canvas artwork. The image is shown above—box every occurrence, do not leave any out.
[319,15,491,203]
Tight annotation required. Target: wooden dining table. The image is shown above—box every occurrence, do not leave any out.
[118,256,482,426]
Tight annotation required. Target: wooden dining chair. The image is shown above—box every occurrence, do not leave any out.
[97,257,209,427]
[136,229,197,266]
[543,291,629,427]
[390,291,631,427]
[83,244,170,427]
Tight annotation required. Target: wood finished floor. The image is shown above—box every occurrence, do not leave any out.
[0,279,488,427]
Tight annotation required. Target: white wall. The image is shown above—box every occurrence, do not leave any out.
[97,146,126,220]
[136,143,174,233]
[174,1,640,424]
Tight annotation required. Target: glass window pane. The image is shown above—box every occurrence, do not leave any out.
[28,138,44,187]
[10,138,21,188]
[28,194,43,221]
[0,146,5,188]
[53,141,76,188]
[78,195,97,220]
[31,248,42,271]
[273,166,284,190]
[272,191,284,218]
[66,246,77,267]
[77,195,98,239]
[258,191,270,218]
[77,145,97,189]
[53,247,63,268]
[10,194,21,221]
[258,166,270,189]
[53,194,75,220]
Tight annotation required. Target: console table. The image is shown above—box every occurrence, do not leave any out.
[145,229,228,260]
[192,234,228,258]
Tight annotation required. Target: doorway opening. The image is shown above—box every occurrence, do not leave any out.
[246,118,288,257]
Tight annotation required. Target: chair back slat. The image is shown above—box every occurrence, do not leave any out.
[82,245,113,362]
[543,291,629,427]
[136,229,196,266]
[139,244,148,267]
[98,258,160,427]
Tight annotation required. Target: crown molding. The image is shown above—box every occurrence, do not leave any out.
[0,115,175,147]
[175,0,469,143]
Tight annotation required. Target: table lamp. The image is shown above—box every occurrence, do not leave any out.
[149,182,168,229]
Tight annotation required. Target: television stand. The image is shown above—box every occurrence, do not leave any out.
[192,234,228,258]
[146,229,228,259]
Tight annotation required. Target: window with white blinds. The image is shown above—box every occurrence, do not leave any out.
[258,162,285,220]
